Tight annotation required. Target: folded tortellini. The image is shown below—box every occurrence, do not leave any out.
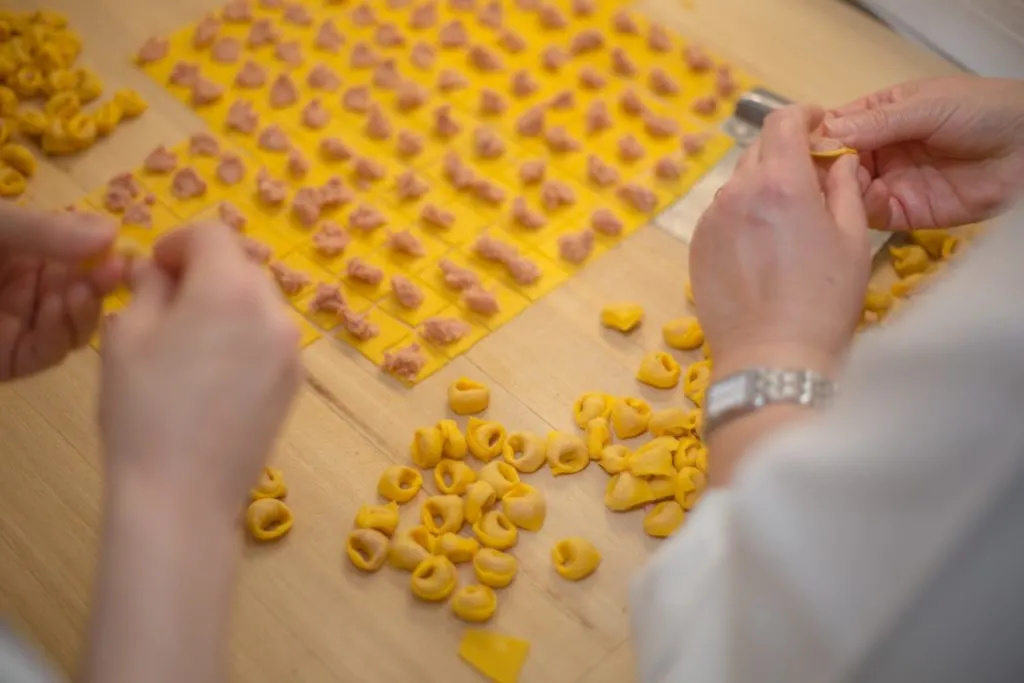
[604,471,652,512]
[434,459,478,495]
[636,351,681,389]
[467,417,507,462]
[377,465,424,504]
[411,555,458,601]
[479,460,520,498]
[551,538,602,581]
[502,483,546,532]
[649,408,690,438]
[598,444,631,475]
[421,494,465,534]
[629,438,678,478]
[675,466,708,510]
[451,584,498,622]
[473,548,519,588]
[251,465,287,500]
[644,501,685,538]
[449,377,490,415]
[662,316,704,350]
[437,532,480,563]
[438,418,468,460]
[572,392,613,429]
[246,498,294,542]
[388,525,436,570]
[354,501,400,536]
[547,431,589,475]
[463,480,497,524]
[347,528,389,572]
[585,417,611,460]
[502,431,547,473]
[410,425,444,468]
[611,396,652,439]
[472,510,518,550]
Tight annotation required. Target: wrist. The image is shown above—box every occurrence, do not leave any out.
[712,341,843,382]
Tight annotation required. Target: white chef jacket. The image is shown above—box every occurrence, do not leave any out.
[632,204,1024,683]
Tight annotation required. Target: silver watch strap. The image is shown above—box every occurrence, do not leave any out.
[702,368,836,439]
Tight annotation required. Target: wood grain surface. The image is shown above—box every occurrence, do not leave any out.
[0,1,959,681]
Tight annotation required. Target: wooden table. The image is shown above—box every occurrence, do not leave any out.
[0,1,958,681]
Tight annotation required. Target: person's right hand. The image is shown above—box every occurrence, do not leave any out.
[823,76,1024,230]
[98,223,302,516]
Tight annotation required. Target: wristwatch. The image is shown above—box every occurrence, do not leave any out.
[702,369,836,439]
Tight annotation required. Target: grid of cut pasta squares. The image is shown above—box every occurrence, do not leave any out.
[89,0,749,383]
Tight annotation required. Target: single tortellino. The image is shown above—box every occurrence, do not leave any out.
[630,438,678,477]
[464,480,497,524]
[246,498,294,542]
[675,466,708,510]
[891,273,925,299]
[251,465,287,500]
[451,584,498,623]
[434,459,478,495]
[472,510,518,550]
[502,482,546,531]
[598,444,631,475]
[473,548,519,588]
[643,474,677,502]
[1,143,35,177]
[410,425,444,469]
[890,244,931,278]
[17,109,47,137]
[551,538,602,581]
[637,351,682,389]
[46,67,77,93]
[93,99,123,137]
[44,90,80,119]
[113,88,148,117]
[0,167,26,197]
[643,500,685,538]
[467,417,507,462]
[377,465,424,504]
[422,494,465,534]
[649,408,690,438]
[437,532,481,563]
[438,418,468,460]
[75,68,104,103]
[479,460,520,499]
[13,66,45,97]
[411,555,458,601]
[346,528,389,572]
[909,228,948,258]
[388,525,435,570]
[585,417,611,460]
[611,396,652,439]
[604,471,652,511]
[662,317,704,350]
[572,391,613,430]
[547,431,589,475]
[674,437,708,473]
[502,431,547,473]
[355,501,400,536]
[64,113,97,148]
[449,377,491,415]
[600,302,644,332]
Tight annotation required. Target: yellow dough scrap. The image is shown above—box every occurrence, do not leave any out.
[683,360,712,406]
[467,417,508,462]
[600,302,644,332]
[377,465,424,503]
[437,532,481,563]
[449,377,491,415]
[673,437,708,473]
[644,501,685,538]
[410,425,445,468]
[891,273,925,299]
[421,494,465,534]
[889,244,931,278]
[479,460,521,499]
[864,288,893,317]
[572,391,613,429]
[464,480,497,524]
[649,408,690,438]
[388,525,436,570]
[501,483,546,532]
[908,229,949,258]
[611,396,652,439]
[438,418,468,460]
[355,501,401,537]
[630,438,678,477]
[346,528,389,572]
[675,466,708,510]
[451,584,498,623]
[0,143,35,177]
[245,498,294,542]
[605,471,652,511]
[585,417,611,460]
[637,351,682,389]
[941,236,960,260]
[434,459,478,495]
[551,538,601,581]
[598,444,631,474]
[473,548,519,589]
[113,88,147,117]
[502,432,547,474]
[251,465,287,500]
[662,317,704,351]
[546,431,589,475]
[472,510,518,550]
[458,630,530,683]
[411,555,458,601]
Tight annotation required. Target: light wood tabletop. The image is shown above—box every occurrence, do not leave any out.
[0,1,958,681]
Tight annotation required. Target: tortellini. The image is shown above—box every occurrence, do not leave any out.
[649,408,690,438]
[605,471,652,511]
[909,229,948,258]
[472,510,519,550]
[464,480,497,524]
[662,317,704,350]
[421,494,465,534]
[674,437,708,473]
[451,584,498,623]
[1,143,35,177]
[637,351,682,389]
[377,465,424,504]
[388,525,435,570]
[410,425,444,468]
[630,438,678,477]
[449,377,491,415]
[675,466,708,510]
[434,459,478,495]
[411,555,458,601]
[891,273,925,299]
[502,431,547,473]
[473,548,519,588]
[889,244,931,278]
[467,417,507,462]
[246,498,294,542]
[600,302,644,332]
[251,465,287,500]
[546,431,589,475]
[437,532,480,563]
[863,288,893,317]
[610,396,652,439]
[598,444,631,475]
[479,460,521,498]
[354,502,400,536]
[585,417,612,460]
[501,483,546,531]
[643,501,685,538]
[683,361,711,406]
[572,392,613,429]
[346,528,390,572]
[551,538,602,581]
[438,418,468,460]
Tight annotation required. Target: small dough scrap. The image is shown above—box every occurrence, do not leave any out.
[479,460,520,500]
[269,73,299,109]
[467,416,506,462]
[472,510,518,550]
[611,396,652,439]
[391,274,425,308]
[346,528,389,572]
[421,494,465,535]
[421,317,472,345]
[551,538,601,580]
[675,466,707,510]
[235,61,267,89]
[557,229,594,265]
[546,432,589,476]
[439,258,481,290]
[573,392,613,429]
[618,184,657,213]
[636,351,681,389]
[388,526,434,570]
[246,498,293,541]
[450,377,490,415]
[591,208,623,236]
[269,261,311,295]
[251,466,287,500]
[434,459,478,495]
[587,155,620,188]
[355,501,400,536]
[502,482,545,531]
[144,145,178,174]
[644,501,685,538]
[472,547,517,588]
[502,432,546,474]
[382,343,427,381]
[663,317,703,350]
[437,533,480,565]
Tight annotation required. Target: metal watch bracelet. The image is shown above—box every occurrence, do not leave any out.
[702,368,836,439]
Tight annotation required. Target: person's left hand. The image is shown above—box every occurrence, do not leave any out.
[0,204,125,381]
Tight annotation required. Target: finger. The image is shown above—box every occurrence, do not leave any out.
[152,222,249,288]
[825,155,870,238]
[734,138,760,176]
[17,294,72,377]
[129,259,174,313]
[0,204,117,261]
[86,253,130,296]
[862,180,911,231]
[65,281,101,348]
[823,97,942,151]
[757,106,821,192]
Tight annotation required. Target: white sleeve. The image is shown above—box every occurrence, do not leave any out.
[631,205,1024,683]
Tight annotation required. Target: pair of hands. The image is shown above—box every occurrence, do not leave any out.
[692,75,1024,380]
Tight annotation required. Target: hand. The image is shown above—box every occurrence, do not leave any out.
[99,222,302,516]
[0,204,125,381]
[823,76,1024,230]
[691,106,871,380]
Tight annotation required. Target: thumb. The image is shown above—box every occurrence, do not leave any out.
[823,98,941,151]
[825,154,869,239]
[0,204,118,260]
